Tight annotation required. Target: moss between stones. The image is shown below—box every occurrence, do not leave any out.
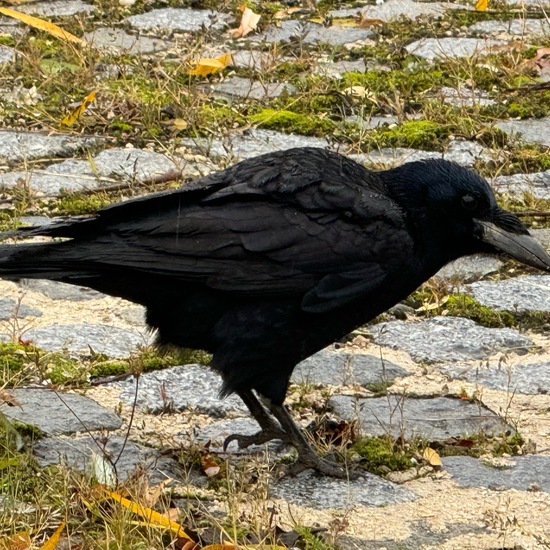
[353,436,414,476]
[249,108,335,135]
[444,294,515,328]
[367,119,449,150]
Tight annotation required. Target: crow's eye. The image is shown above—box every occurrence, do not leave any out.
[461,194,478,211]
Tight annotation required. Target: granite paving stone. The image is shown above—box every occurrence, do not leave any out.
[33,435,185,484]
[406,37,507,61]
[0,130,100,163]
[314,58,367,78]
[354,140,492,168]
[368,316,533,363]
[0,46,15,66]
[0,148,183,196]
[434,86,496,107]
[359,0,468,21]
[0,17,26,37]
[443,455,550,492]
[330,395,512,440]
[83,28,172,54]
[127,8,232,33]
[291,348,409,386]
[434,255,503,282]
[17,0,94,17]
[206,76,296,100]
[469,18,550,36]
[467,274,550,312]
[250,20,374,47]
[230,50,279,71]
[0,297,42,320]
[20,280,105,301]
[437,360,550,394]
[492,169,550,198]
[0,388,122,435]
[495,117,550,147]
[116,364,246,417]
[22,323,151,357]
[272,469,417,509]
[180,129,340,160]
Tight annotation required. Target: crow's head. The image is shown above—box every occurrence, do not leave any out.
[383,159,550,271]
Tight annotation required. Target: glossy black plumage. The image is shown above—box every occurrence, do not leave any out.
[1,148,549,409]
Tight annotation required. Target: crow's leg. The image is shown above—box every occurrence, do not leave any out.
[223,390,288,450]
[269,403,353,479]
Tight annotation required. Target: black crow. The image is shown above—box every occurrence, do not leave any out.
[1,148,549,476]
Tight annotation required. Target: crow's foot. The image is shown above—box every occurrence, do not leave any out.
[223,425,288,451]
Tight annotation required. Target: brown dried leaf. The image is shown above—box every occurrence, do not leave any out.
[0,389,21,407]
[231,6,260,38]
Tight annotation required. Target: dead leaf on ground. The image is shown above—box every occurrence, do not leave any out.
[200,452,222,477]
[422,447,442,467]
[187,53,232,76]
[532,47,550,80]
[475,0,489,11]
[0,7,84,44]
[61,90,96,126]
[38,522,65,550]
[0,389,21,407]
[231,6,260,38]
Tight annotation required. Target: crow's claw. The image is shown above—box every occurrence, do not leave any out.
[223,427,288,451]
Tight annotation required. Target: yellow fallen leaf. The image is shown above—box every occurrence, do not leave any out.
[0,7,85,44]
[38,522,65,550]
[231,6,260,38]
[188,53,232,76]
[103,488,192,540]
[422,447,442,467]
[475,0,488,11]
[61,90,96,126]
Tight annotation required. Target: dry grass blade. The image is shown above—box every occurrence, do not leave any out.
[0,7,85,44]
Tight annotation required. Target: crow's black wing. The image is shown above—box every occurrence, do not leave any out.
[6,148,414,312]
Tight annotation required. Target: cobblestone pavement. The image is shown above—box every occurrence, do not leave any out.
[1,0,550,548]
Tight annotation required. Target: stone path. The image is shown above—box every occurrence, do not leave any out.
[1,0,550,548]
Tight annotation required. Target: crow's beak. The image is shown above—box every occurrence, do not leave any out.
[477,219,550,271]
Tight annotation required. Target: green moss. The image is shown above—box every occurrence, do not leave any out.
[353,436,413,476]
[368,120,448,150]
[445,295,515,328]
[344,68,447,96]
[89,360,129,377]
[44,353,86,385]
[140,347,211,372]
[507,95,550,119]
[54,192,111,216]
[294,527,336,550]
[0,342,33,377]
[249,109,335,135]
